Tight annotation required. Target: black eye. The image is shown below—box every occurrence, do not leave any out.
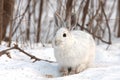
[63,33,66,37]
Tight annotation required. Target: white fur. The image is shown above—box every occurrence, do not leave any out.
[52,27,95,75]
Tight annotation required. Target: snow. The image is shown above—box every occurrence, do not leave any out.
[0,38,120,80]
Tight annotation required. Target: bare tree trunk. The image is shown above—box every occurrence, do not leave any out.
[117,0,120,37]
[0,0,4,44]
[89,0,94,32]
[36,0,43,43]
[8,18,13,47]
[8,0,14,46]
[81,0,90,30]
[3,0,14,40]
[27,0,31,40]
[0,0,14,44]
[65,0,73,29]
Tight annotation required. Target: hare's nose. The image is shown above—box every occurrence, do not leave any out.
[55,39,61,46]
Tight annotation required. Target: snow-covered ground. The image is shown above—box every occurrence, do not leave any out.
[0,38,120,80]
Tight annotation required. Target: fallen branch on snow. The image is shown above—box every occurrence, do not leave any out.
[0,44,55,63]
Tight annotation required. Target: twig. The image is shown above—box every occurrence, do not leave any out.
[0,44,55,63]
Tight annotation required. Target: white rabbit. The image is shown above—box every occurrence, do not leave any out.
[52,27,95,75]
[52,15,95,76]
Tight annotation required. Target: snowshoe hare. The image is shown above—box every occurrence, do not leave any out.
[52,15,95,76]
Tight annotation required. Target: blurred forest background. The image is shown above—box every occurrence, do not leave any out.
[0,0,120,47]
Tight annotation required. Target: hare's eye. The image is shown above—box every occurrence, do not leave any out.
[63,33,66,37]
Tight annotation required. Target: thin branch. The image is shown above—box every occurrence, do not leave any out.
[12,0,31,37]
[77,23,111,44]
[100,0,112,44]
[77,0,85,23]
[87,1,101,27]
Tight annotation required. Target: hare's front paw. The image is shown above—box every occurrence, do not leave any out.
[60,67,77,76]
[60,67,68,76]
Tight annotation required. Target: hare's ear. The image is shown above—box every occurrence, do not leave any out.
[54,14,62,28]
[54,13,63,36]
[70,13,77,30]
[54,12,66,35]
[54,12,66,28]
[71,13,77,27]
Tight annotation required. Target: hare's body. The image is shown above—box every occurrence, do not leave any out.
[53,28,95,75]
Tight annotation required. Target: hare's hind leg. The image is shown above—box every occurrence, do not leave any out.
[75,63,89,74]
